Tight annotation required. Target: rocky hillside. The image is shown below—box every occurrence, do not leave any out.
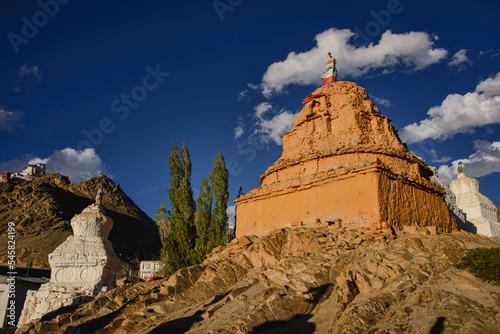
[16,225,500,333]
[0,174,161,269]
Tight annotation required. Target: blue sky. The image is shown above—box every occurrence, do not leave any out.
[1,0,499,223]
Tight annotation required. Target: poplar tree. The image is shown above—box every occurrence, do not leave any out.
[154,200,169,244]
[162,142,196,275]
[178,142,196,226]
[194,177,213,262]
[209,150,229,249]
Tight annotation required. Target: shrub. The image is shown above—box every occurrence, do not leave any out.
[455,247,500,285]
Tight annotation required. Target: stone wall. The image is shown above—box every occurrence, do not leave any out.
[236,166,380,236]
[377,168,454,232]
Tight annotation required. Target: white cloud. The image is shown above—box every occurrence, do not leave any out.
[234,116,246,140]
[0,154,37,173]
[477,72,500,97]
[234,102,296,147]
[14,65,42,93]
[430,149,452,163]
[400,72,500,143]
[247,83,260,90]
[0,108,23,131]
[448,49,472,70]
[252,103,296,145]
[254,102,272,118]
[478,49,500,59]
[237,90,249,102]
[234,126,244,140]
[0,148,110,183]
[17,64,42,82]
[371,96,393,108]
[258,28,447,97]
[436,141,500,185]
[226,205,236,229]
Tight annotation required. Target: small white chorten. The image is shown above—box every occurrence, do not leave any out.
[450,162,500,237]
[18,202,120,326]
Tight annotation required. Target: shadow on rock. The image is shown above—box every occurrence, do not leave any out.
[204,290,231,308]
[250,314,315,334]
[64,303,129,334]
[429,317,445,334]
[249,284,331,333]
[147,310,204,334]
[307,283,333,305]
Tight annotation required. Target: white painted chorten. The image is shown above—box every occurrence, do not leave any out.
[450,162,500,238]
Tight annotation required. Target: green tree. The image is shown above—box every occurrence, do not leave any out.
[154,200,169,244]
[209,150,229,249]
[194,177,213,262]
[178,142,196,225]
[162,142,197,275]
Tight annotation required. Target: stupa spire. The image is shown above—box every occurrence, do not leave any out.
[321,51,337,84]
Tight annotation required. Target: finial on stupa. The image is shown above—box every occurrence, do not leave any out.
[321,51,337,85]
[458,161,463,174]
[96,188,103,205]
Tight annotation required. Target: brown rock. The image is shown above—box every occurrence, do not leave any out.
[425,226,437,234]
[238,235,253,247]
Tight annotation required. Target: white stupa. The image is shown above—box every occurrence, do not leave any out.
[450,162,500,238]
[18,198,120,326]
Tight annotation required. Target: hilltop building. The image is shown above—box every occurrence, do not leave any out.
[449,163,500,237]
[1,163,46,182]
[21,163,46,177]
[0,172,10,183]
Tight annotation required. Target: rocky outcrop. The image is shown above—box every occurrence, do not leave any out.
[0,173,161,268]
[235,82,454,237]
[18,204,120,326]
[16,226,500,333]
